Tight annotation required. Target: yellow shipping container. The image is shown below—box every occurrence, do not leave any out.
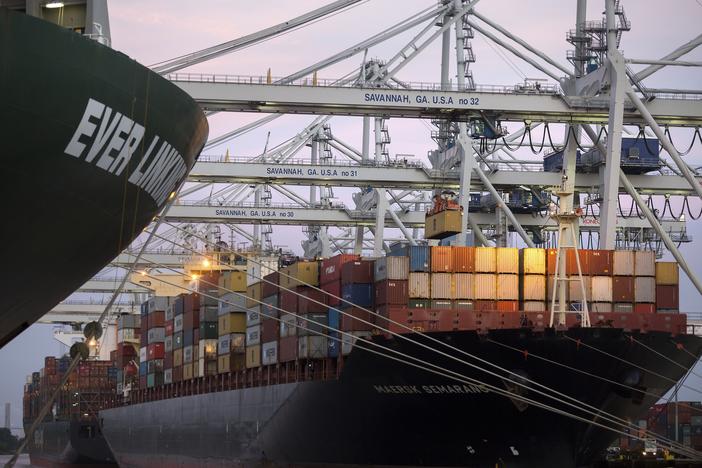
[522,275,546,301]
[173,349,183,367]
[425,210,462,239]
[496,274,519,300]
[496,248,519,274]
[520,248,546,275]
[218,313,247,335]
[280,261,319,288]
[655,262,679,285]
[246,282,262,307]
[182,363,193,380]
[475,247,497,272]
[246,345,261,369]
[218,355,230,374]
[223,271,248,292]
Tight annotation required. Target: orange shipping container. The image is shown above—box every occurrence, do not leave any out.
[496,274,519,300]
[452,246,474,273]
[475,247,497,272]
[431,273,453,299]
[496,301,519,312]
[453,273,473,299]
[522,275,546,301]
[431,246,453,272]
[496,248,519,274]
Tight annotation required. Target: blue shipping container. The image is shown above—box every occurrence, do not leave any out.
[139,361,147,376]
[341,283,374,307]
[183,329,194,347]
[389,245,431,272]
[328,330,340,358]
[328,307,340,330]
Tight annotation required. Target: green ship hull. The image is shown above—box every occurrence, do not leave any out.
[0,7,208,346]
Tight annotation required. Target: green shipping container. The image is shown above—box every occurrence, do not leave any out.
[199,321,218,339]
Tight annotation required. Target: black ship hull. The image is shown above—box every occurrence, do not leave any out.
[0,8,208,346]
[100,328,702,467]
[24,420,116,467]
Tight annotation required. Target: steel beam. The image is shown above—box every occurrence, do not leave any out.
[634,33,702,82]
[171,78,702,126]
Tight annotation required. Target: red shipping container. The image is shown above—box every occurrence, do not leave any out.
[261,317,280,342]
[656,285,679,309]
[279,289,298,313]
[183,309,200,330]
[341,260,375,285]
[172,365,183,383]
[322,254,360,283]
[164,320,174,336]
[262,271,280,298]
[375,280,409,305]
[474,300,497,312]
[148,343,165,360]
[588,250,614,275]
[496,301,519,312]
[44,356,56,368]
[148,311,165,328]
[452,246,475,273]
[297,286,328,314]
[279,336,298,362]
[634,303,655,314]
[198,272,221,293]
[164,352,173,369]
[340,307,374,331]
[613,277,635,302]
[547,249,557,275]
[322,280,342,307]
[184,293,201,313]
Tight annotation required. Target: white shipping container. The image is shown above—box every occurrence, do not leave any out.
[408,272,430,298]
[374,256,409,281]
[569,276,592,302]
[165,304,174,322]
[117,314,140,330]
[474,247,497,272]
[522,275,546,301]
[246,325,261,346]
[613,250,635,276]
[496,248,519,274]
[218,334,231,355]
[164,368,172,384]
[298,336,328,359]
[199,339,218,359]
[453,273,473,299]
[147,327,165,343]
[280,314,298,337]
[261,341,278,365]
[590,302,612,313]
[174,315,184,333]
[342,331,372,355]
[139,346,147,362]
[165,335,173,353]
[431,273,453,299]
[247,256,278,286]
[634,251,656,277]
[614,303,633,313]
[523,301,546,312]
[635,277,656,303]
[474,274,496,300]
[246,306,261,326]
[148,296,170,313]
[496,274,519,300]
[183,345,193,364]
[591,276,613,302]
[218,292,248,315]
[117,328,137,343]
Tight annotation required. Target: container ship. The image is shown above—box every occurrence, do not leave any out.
[0,4,209,347]
[81,246,702,467]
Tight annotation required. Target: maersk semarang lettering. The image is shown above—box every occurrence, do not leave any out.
[64,98,187,206]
